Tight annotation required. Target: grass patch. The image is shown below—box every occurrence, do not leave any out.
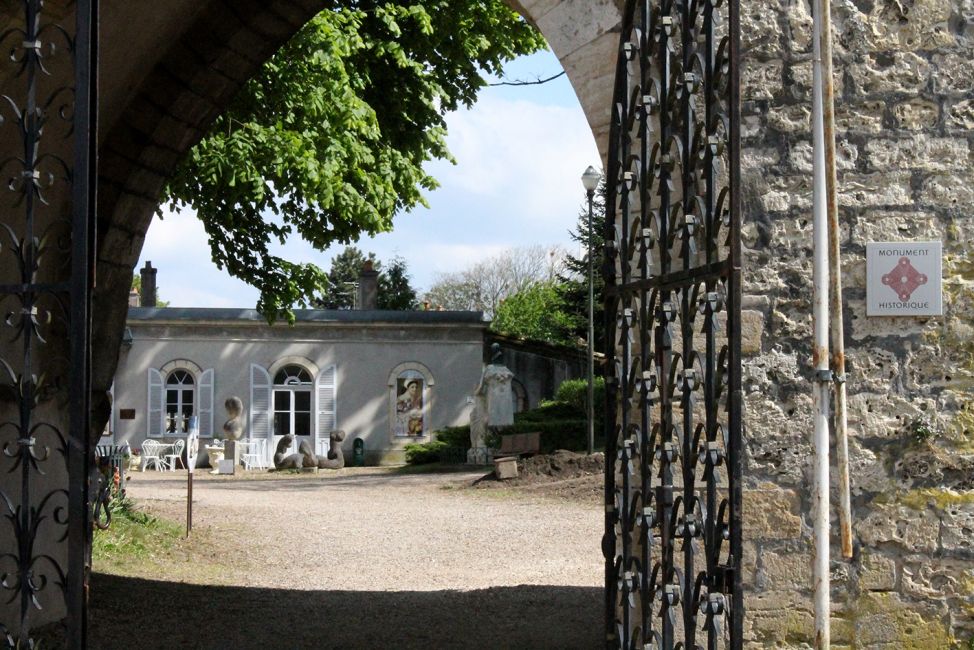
[93,498,183,572]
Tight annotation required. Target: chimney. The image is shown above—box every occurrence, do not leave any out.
[128,288,140,307]
[140,261,157,307]
[357,260,379,310]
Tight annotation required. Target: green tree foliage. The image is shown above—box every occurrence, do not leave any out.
[316,247,376,309]
[377,256,418,310]
[490,281,576,345]
[164,2,545,321]
[315,246,418,310]
[557,178,607,352]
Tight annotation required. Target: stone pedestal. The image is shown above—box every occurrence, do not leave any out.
[223,440,239,475]
[494,456,518,480]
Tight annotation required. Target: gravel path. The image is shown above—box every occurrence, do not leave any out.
[90,468,604,648]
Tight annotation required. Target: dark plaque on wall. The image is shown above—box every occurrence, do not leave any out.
[119,409,136,420]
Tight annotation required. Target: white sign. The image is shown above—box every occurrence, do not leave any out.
[866,241,942,316]
[186,416,200,474]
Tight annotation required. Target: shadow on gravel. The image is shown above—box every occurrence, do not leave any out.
[89,573,602,649]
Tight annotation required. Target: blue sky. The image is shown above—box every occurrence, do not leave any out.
[138,49,601,308]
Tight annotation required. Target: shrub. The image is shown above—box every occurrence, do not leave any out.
[433,425,471,449]
[555,377,605,419]
[404,440,452,464]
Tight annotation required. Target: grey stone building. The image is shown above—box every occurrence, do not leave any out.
[110,306,486,466]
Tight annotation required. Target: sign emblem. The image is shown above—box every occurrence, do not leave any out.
[881,257,928,301]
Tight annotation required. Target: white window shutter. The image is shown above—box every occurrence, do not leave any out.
[198,368,214,437]
[147,368,164,438]
[316,365,336,442]
[250,364,271,444]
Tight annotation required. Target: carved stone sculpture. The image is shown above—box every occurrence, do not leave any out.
[272,432,347,470]
[273,435,307,470]
[222,396,244,440]
[317,430,347,469]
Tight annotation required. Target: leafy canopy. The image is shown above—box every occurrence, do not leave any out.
[491,281,577,346]
[164,2,545,321]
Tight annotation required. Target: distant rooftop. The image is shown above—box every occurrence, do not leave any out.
[128,306,486,325]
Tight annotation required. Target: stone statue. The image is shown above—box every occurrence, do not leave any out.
[469,351,515,464]
[316,430,347,470]
[222,396,244,440]
[272,431,348,470]
[273,435,308,470]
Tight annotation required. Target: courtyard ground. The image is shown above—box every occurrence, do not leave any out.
[90,457,604,649]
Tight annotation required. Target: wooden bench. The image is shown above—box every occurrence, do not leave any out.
[496,432,541,458]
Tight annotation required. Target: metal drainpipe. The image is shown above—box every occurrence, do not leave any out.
[811,0,833,643]
[820,0,854,561]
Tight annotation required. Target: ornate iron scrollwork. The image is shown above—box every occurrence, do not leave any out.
[0,1,97,647]
[604,0,742,647]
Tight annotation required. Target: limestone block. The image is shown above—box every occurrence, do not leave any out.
[847,297,937,341]
[788,61,844,98]
[865,137,970,173]
[856,504,941,554]
[947,99,974,130]
[849,52,930,95]
[742,147,780,173]
[835,101,886,134]
[789,139,859,173]
[742,60,783,101]
[892,98,940,130]
[859,553,896,591]
[533,0,622,59]
[740,0,785,58]
[741,541,758,588]
[785,0,813,52]
[741,310,765,356]
[865,0,954,50]
[838,172,913,208]
[851,210,940,245]
[847,442,897,495]
[768,103,811,134]
[920,172,974,210]
[931,53,974,94]
[742,487,802,541]
[851,593,952,648]
[901,556,974,599]
[759,549,812,591]
[939,500,974,553]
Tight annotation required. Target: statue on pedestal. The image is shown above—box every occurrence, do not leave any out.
[469,343,514,464]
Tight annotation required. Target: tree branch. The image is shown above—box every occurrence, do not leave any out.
[487,70,566,87]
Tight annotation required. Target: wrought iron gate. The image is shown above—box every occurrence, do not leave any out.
[0,1,98,647]
[603,0,742,647]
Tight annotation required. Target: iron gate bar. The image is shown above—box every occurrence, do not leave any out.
[68,0,98,647]
[603,0,741,646]
[0,1,97,646]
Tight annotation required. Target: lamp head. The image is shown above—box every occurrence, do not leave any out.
[581,165,601,194]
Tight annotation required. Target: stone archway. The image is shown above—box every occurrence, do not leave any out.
[0,1,627,644]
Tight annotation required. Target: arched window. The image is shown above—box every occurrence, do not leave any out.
[165,369,195,433]
[147,360,214,438]
[388,362,434,438]
[273,365,313,437]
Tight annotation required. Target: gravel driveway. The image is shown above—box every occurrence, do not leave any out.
[90,468,604,649]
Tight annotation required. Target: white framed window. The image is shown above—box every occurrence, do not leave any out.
[148,360,214,437]
[273,365,313,437]
[251,359,337,460]
[388,362,434,438]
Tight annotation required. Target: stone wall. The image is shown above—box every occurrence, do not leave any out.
[740,0,974,644]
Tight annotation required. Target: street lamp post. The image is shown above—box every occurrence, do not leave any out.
[581,166,601,456]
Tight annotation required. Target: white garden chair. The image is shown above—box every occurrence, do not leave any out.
[164,438,185,471]
[141,440,165,471]
[241,439,267,470]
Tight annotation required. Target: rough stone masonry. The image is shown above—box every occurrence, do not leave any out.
[738,0,974,643]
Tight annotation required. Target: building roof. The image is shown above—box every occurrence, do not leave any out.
[128,307,486,325]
